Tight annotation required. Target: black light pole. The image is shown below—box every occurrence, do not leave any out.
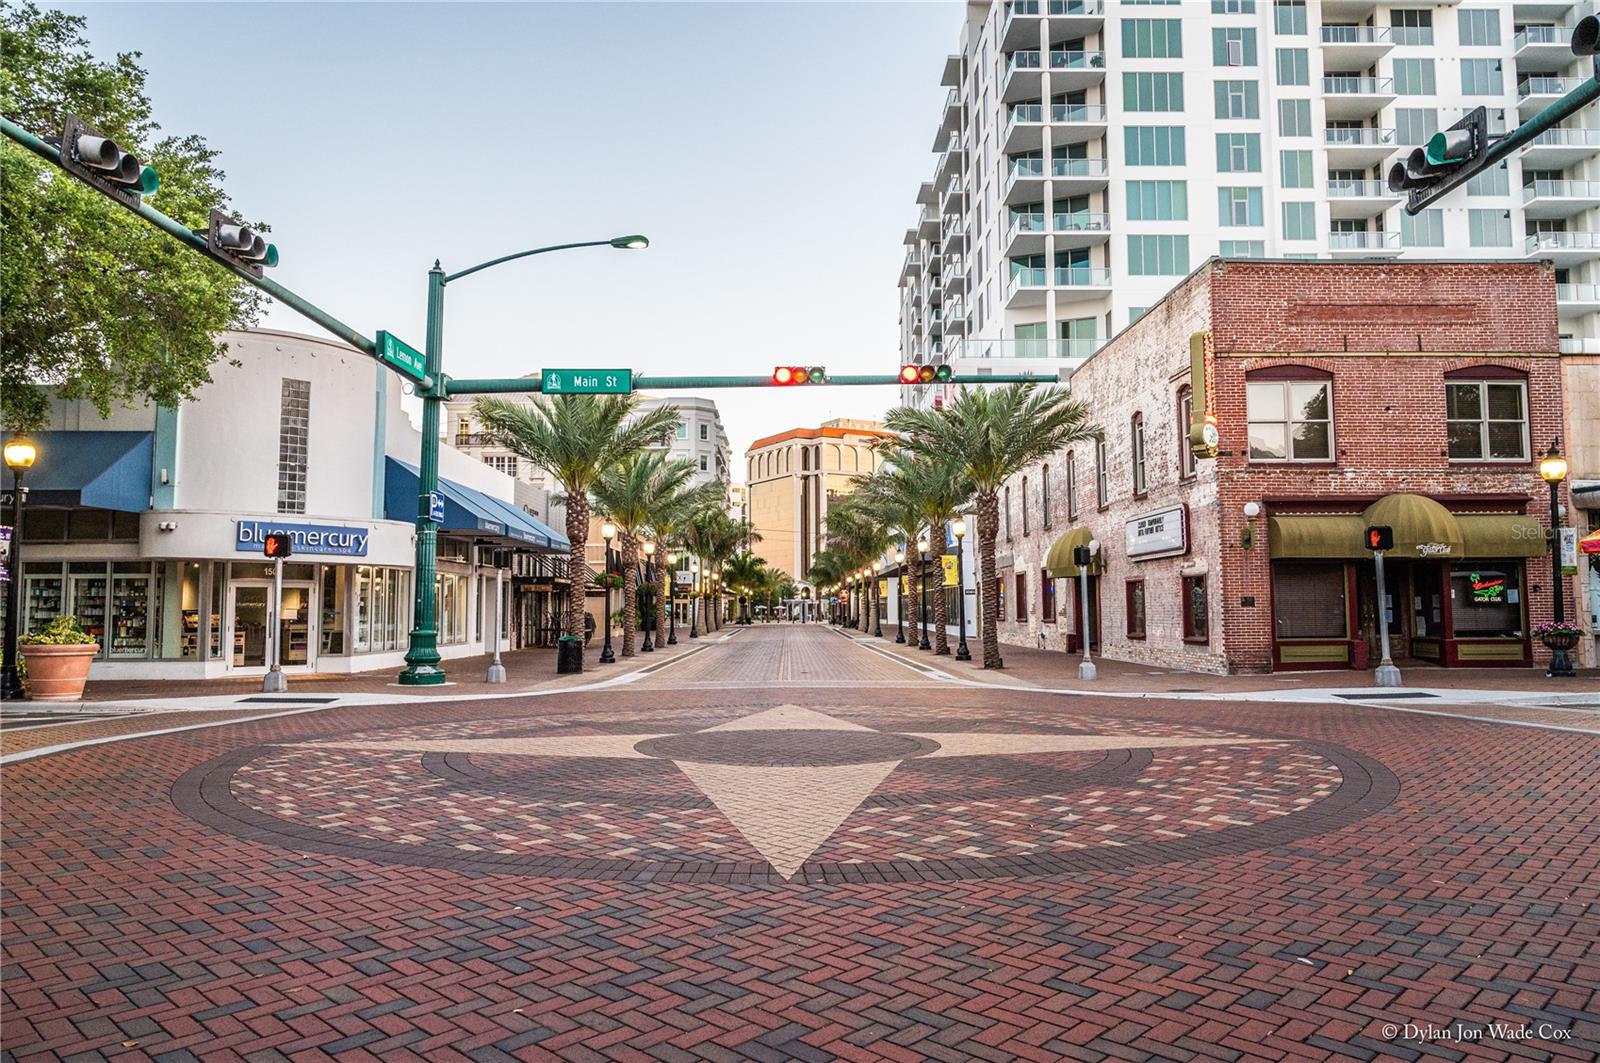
[689,558,700,638]
[640,541,656,653]
[2,437,37,701]
[872,563,884,637]
[893,549,906,643]
[916,535,931,651]
[1540,441,1577,678]
[953,518,972,662]
[599,522,617,664]
[666,550,679,645]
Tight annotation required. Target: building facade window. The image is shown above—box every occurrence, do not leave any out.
[1220,239,1266,257]
[1124,72,1185,111]
[1041,466,1052,529]
[1274,0,1307,34]
[1131,413,1147,494]
[1126,580,1147,638]
[1177,386,1195,478]
[1468,209,1512,247]
[1215,132,1261,172]
[1457,8,1500,46]
[1272,564,1346,639]
[1021,476,1030,536]
[1123,18,1183,58]
[1467,162,1509,196]
[1042,572,1056,622]
[1128,234,1189,275]
[1275,48,1308,86]
[1066,451,1078,519]
[1278,98,1311,136]
[699,423,709,440]
[1461,59,1503,96]
[1401,209,1444,246]
[1004,485,1012,540]
[1449,564,1523,637]
[1395,107,1438,147]
[486,455,518,478]
[1095,439,1109,508]
[1393,58,1436,95]
[1182,575,1209,642]
[1218,186,1264,226]
[1213,80,1260,119]
[1247,376,1334,461]
[1124,126,1187,166]
[1282,201,1317,240]
[1391,9,1434,46]
[1279,150,1314,188]
[277,378,311,514]
[1125,180,1188,220]
[1446,379,1528,461]
[1212,27,1257,66]
[1015,573,1028,622]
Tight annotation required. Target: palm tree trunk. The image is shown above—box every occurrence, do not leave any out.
[933,555,950,655]
[565,493,591,640]
[976,489,1003,669]
[656,564,669,647]
[620,533,638,658]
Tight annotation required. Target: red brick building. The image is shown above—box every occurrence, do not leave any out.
[995,258,1574,675]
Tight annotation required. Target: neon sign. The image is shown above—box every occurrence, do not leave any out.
[1469,573,1505,603]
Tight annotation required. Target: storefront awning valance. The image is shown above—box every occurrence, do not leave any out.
[1044,526,1103,577]
[1,431,152,512]
[1270,502,1540,561]
[384,459,568,552]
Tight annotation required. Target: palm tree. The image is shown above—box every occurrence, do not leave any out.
[820,497,890,633]
[474,394,679,642]
[863,447,975,656]
[722,551,768,624]
[646,479,724,648]
[591,452,698,657]
[886,384,1096,669]
[685,507,750,631]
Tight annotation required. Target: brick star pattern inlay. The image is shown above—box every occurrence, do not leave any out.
[176,704,1393,883]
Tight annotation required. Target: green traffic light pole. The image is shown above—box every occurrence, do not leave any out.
[398,236,650,686]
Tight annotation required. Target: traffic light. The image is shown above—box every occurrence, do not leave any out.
[1071,545,1092,567]
[206,209,280,277]
[772,366,826,385]
[60,115,159,209]
[263,532,294,560]
[899,363,954,385]
[1365,525,1394,552]
[1387,106,1491,214]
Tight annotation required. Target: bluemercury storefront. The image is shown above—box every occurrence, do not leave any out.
[1267,494,1547,670]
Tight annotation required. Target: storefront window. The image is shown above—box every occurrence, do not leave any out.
[1041,573,1056,622]
[321,567,347,655]
[1273,563,1346,638]
[1410,564,1444,639]
[356,566,373,651]
[109,564,152,659]
[1182,574,1209,642]
[1127,580,1147,638]
[208,562,225,658]
[1449,564,1522,637]
[23,562,65,635]
[70,563,109,657]
[167,562,202,659]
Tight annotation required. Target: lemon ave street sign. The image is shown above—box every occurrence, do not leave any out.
[541,369,632,395]
[374,330,427,383]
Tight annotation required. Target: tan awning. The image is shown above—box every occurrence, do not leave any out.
[1044,526,1104,577]
[1362,493,1465,558]
[1268,514,1365,559]
[1458,514,1546,558]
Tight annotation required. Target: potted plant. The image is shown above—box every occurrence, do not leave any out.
[1533,620,1582,678]
[18,617,100,701]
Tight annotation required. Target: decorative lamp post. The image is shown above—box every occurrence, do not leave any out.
[916,535,932,651]
[872,561,884,638]
[599,521,618,664]
[2,436,39,700]
[666,550,679,645]
[893,549,907,643]
[640,540,656,652]
[1540,441,1577,678]
[688,557,700,638]
[953,518,972,662]
[1078,538,1101,681]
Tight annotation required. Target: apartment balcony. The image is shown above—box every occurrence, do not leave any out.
[1518,125,1600,168]
[1002,50,1044,103]
[1514,24,1577,71]
[1557,283,1600,313]
[1525,230,1600,265]
[1004,157,1047,203]
[1322,76,1396,120]
[909,312,924,337]
[917,207,939,241]
[935,140,963,190]
[1325,126,1399,167]
[1004,265,1112,309]
[1048,49,1106,91]
[1326,179,1403,218]
[1004,212,1049,257]
[1052,211,1112,249]
[1048,156,1110,197]
[1560,337,1600,354]
[1049,103,1108,147]
[1329,230,1401,256]
[926,306,943,337]
[1319,0,1378,18]
[1003,104,1047,153]
[944,299,969,335]
[1514,0,1579,22]
[942,213,966,253]
[1320,25,1393,66]
[1519,77,1583,119]
[1001,0,1044,50]
[1001,0,1106,51]
[936,88,962,147]
[1523,179,1600,219]
[900,253,922,283]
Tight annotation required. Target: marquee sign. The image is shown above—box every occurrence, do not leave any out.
[1125,504,1188,561]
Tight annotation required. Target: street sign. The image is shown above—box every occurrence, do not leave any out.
[541,369,632,395]
[428,491,446,524]
[374,330,427,383]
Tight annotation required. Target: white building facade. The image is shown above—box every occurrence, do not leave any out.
[898,0,1600,406]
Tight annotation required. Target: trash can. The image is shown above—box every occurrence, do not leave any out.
[556,635,584,675]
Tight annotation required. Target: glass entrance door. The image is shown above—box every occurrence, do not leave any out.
[230,585,269,668]
[229,581,318,671]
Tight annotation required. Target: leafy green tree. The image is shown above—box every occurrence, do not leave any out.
[887,384,1097,669]
[1,2,265,430]
[592,451,697,657]
[722,551,768,624]
[474,394,679,640]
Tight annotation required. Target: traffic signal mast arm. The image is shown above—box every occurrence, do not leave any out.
[0,116,401,383]
[444,372,1055,395]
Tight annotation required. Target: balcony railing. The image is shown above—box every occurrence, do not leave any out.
[1528,127,1600,149]
[1524,179,1600,201]
[1053,103,1107,123]
[1055,265,1111,286]
[1526,231,1600,253]
[943,214,964,235]
[1560,337,1600,354]
[1520,77,1581,98]
[1515,25,1563,49]
[1390,27,1434,46]
[1556,283,1600,303]
[1325,127,1396,147]
[1051,157,1109,179]
[1009,212,1048,235]
[1329,230,1399,251]
[1323,76,1393,95]
[1008,50,1043,72]
[1321,25,1391,44]
[1053,211,1112,233]
[1009,104,1044,125]
[1011,266,1048,288]
[1050,49,1106,71]
[944,336,1104,362]
[1326,179,1392,198]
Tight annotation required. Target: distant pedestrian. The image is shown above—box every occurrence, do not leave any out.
[583,613,596,646]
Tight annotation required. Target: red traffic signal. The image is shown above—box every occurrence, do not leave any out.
[1365,525,1393,552]
[773,366,827,385]
[900,364,953,384]
[263,532,294,559]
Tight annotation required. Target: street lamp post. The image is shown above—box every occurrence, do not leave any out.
[1078,539,1101,681]
[916,536,931,651]
[666,550,679,645]
[872,561,884,638]
[953,519,971,662]
[893,549,907,643]
[599,522,618,664]
[2,437,39,701]
[689,558,700,638]
[486,550,507,684]
[1541,442,1577,678]
[398,235,649,686]
[640,540,656,652]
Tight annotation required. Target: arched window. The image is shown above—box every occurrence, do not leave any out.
[1244,365,1334,462]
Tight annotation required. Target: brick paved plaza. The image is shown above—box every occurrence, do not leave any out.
[3,626,1597,1061]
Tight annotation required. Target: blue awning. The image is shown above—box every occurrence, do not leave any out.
[1,431,151,512]
[384,459,568,552]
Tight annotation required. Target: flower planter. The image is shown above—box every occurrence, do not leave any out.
[18,643,99,701]
[1540,632,1580,653]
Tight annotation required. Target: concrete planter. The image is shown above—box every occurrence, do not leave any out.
[18,643,99,701]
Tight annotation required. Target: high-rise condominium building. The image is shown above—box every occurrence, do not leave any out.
[898,0,1600,405]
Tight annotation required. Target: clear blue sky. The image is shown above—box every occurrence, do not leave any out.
[60,2,962,469]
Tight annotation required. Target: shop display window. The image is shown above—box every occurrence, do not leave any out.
[1273,563,1347,639]
[1449,564,1523,638]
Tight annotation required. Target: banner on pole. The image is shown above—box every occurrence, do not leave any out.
[941,554,959,587]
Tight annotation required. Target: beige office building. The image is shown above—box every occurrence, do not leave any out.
[745,419,894,582]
